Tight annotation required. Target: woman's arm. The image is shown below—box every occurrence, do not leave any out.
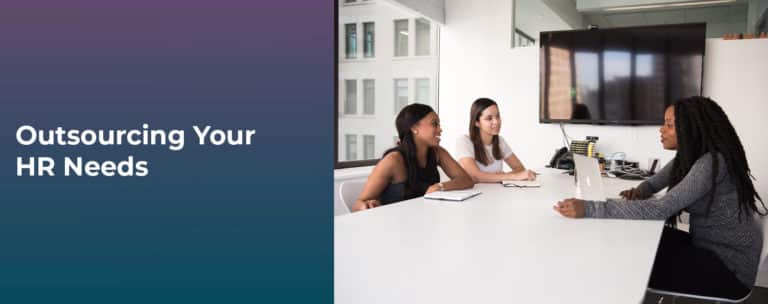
[504,153,536,180]
[619,160,673,200]
[351,153,400,212]
[430,146,474,192]
[504,153,526,172]
[583,154,721,219]
[458,156,533,183]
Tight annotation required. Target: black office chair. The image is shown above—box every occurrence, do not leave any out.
[648,216,768,304]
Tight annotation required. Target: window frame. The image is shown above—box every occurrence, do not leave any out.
[363,22,375,58]
[362,78,375,115]
[345,134,358,161]
[363,134,375,160]
[343,79,357,115]
[415,18,431,56]
[393,19,409,57]
[344,23,358,59]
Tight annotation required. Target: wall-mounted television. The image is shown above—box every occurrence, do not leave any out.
[539,23,705,125]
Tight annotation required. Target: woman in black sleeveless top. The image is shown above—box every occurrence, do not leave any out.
[352,104,474,211]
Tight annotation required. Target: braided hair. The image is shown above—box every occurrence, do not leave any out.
[666,96,766,226]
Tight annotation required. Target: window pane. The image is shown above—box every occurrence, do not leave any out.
[394,19,408,57]
[364,22,375,58]
[363,135,375,159]
[415,18,430,56]
[346,134,357,161]
[345,79,357,114]
[363,79,375,115]
[415,78,429,103]
[394,78,408,113]
[345,23,357,59]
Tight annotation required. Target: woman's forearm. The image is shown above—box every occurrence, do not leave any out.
[443,175,475,190]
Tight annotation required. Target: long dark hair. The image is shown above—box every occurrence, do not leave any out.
[666,96,766,226]
[469,98,502,166]
[384,103,436,195]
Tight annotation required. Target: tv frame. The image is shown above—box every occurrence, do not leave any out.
[538,23,706,126]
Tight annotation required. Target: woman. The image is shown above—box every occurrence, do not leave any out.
[352,103,474,212]
[554,96,766,300]
[456,98,536,183]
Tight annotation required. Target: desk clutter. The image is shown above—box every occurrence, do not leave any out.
[549,136,658,180]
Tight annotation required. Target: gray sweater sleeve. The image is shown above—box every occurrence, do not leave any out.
[635,160,673,198]
[584,154,719,219]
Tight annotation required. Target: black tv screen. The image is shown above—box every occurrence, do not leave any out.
[539,23,705,125]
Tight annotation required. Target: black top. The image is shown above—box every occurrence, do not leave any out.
[379,148,440,205]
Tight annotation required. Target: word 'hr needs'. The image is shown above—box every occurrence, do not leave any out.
[17,156,148,177]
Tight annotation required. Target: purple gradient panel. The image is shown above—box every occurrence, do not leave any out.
[0,1,333,302]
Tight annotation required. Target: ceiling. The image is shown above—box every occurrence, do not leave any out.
[576,0,751,37]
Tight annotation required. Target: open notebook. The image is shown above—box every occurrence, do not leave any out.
[424,190,482,201]
[502,180,541,188]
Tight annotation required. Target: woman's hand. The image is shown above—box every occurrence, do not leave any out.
[352,199,381,212]
[508,170,537,181]
[620,187,641,200]
[553,198,585,218]
[426,183,442,194]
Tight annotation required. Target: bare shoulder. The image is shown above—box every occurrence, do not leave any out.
[378,150,407,181]
[376,150,405,172]
[434,145,451,160]
[381,150,405,164]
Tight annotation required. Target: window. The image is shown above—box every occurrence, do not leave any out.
[363,79,375,115]
[337,3,439,168]
[394,78,408,113]
[344,79,357,115]
[346,134,357,161]
[415,78,429,103]
[345,23,357,59]
[415,18,430,56]
[363,135,375,159]
[394,19,408,57]
[363,22,375,58]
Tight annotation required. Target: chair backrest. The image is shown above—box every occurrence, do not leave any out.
[337,179,366,216]
[334,193,351,216]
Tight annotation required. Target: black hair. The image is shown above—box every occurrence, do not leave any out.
[666,96,766,226]
[469,98,502,166]
[384,103,436,195]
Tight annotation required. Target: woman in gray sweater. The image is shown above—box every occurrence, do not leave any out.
[554,96,766,300]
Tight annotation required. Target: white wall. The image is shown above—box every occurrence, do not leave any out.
[440,0,676,173]
[440,0,768,285]
[440,3,768,200]
[701,39,768,286]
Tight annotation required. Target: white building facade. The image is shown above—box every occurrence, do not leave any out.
[338,0,439,163]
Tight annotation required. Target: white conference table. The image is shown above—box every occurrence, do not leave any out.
[335,168,665,304]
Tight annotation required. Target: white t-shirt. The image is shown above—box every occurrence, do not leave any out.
[455,135,514,173]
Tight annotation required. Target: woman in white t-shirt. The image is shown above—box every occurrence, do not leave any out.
[456,98,536,183]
